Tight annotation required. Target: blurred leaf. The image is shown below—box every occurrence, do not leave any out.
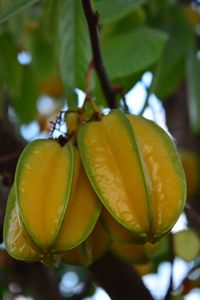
[173,229,200,262]
[151,6,194,99]
[5,6,27,43]
[58,0,92,107]
[91,74,107,108]
[12,66,39,123]
[0,0,38,23]
[40,0,61,41]
[102,27,167,79]
[0,33,21,92]
[145,0,172,27]
[170,296,184,300]
[151,30,192,99]
[66,89,79,108]
[0,285,6,300]
[186,50,200,134]
[94,0,147,24]
[101,6,147,40]
[30,30,56,79]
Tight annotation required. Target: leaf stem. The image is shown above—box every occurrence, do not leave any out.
[82,0,117,109]
[139,88,151,116]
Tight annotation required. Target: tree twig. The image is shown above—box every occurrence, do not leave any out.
[0,152,20,164]
[82,0,117,109]
[164,233,175,300]
[90,252,154,300]
[185,204,200,227]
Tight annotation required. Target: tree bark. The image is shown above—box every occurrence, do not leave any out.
[90,252,154,300]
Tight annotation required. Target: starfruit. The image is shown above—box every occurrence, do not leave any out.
[62,221,111,267]
[4,186,42,262]
[4,139,101,264]
[110,240,159,264]
[180,150,200,199]
[101,207,140,243]
[78,110,186,243]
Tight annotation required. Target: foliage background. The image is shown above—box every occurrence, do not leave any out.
[0,0,200,299]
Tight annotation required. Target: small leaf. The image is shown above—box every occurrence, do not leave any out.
[102,27,167,79]
[151,27,193,99]
[58,0,92,104]
[186,50,200,134]
[66,89,79,108]
[0,0,39,23]
[91,74,107,108]
[151,5,194,100]
[30,30,56,79]
[40,0,61,40]
[12,66,39,123]
[100,6,147,42]
[0,33,21,92]
[94,0,147,24]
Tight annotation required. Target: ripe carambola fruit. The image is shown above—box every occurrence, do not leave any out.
[78,110,186,243]
[4,186,42,262]
[62,221,111,267]
[110,240,159,264]
[4,139,101,262]
[180,150,200,199]
[101,207,141,243]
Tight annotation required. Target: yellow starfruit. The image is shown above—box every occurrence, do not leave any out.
[78,110,186,243]
[62,221,111,267]
[4,139,101,264]
[111,240,159,264]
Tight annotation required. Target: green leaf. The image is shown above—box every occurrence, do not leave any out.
[100,6,147,40]
[66,89,79,108]
[0,0,39,23]
[12,66,39,123]
[102,27,167,79]
[91,78,106,108]
[151,5,194,100]
[40,0,61,41]
[0,33,21,92]
[30,30,56,79]
[58,0,92,106]
[151,27,193,99]
[186,50,200,134]
[94,0,147,24]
